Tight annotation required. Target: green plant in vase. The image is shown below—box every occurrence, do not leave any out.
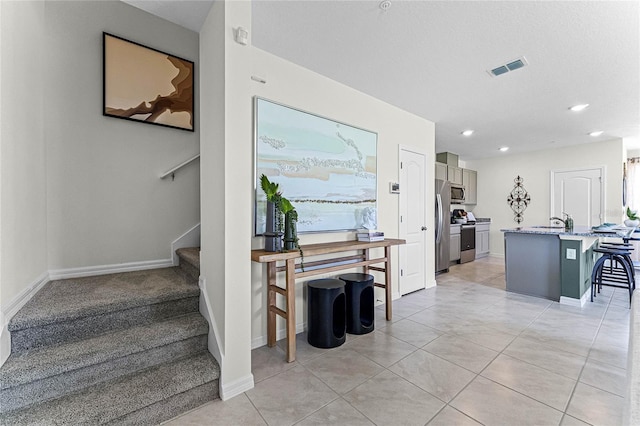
[625,207,639,227]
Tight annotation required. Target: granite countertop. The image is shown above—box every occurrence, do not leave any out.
[500,225,636,237]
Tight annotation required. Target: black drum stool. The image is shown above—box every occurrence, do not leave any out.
[339,273,375,335]
[307,279,346,348]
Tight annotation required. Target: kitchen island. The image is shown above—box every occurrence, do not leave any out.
[501,226,613,305]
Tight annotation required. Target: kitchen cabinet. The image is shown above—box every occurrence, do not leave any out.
[463,169,477,205]
[475,223,490,258]
[435,162,447,181]
[450,225,461,262]
[448,166,463,185]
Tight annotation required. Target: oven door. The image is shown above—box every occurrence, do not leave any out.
[459,225,476,263]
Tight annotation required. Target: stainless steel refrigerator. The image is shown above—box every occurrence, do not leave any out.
[435,179,451,273]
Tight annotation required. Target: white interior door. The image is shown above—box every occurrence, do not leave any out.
[399,148,426,295]
[551,168,603,227]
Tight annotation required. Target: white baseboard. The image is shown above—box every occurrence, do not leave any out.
[220,373,255,401]
[198,277,223,364]
[171,223,201,266]
[48,258,174,280]
[560,290,589,307]
[0,271,49,367]
[426,279,437,289]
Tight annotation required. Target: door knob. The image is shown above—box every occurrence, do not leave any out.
[421,226,427,231]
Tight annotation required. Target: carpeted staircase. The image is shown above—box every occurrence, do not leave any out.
[0,248,219,425]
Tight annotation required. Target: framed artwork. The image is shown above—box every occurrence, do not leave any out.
[254,97,378,235]
[103,32,194,131]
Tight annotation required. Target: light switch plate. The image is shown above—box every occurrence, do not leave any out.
[566,248,577,260]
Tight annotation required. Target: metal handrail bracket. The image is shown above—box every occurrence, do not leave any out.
[160,153,200,180]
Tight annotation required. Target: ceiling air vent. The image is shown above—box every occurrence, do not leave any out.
[488,56,528,77]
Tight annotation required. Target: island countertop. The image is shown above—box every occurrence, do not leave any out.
[500,226,636,238]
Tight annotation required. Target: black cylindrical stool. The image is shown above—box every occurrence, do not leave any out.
[339,273,375,335]
[307,279,346,348]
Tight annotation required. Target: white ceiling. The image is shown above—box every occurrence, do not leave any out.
[124,0,640,161]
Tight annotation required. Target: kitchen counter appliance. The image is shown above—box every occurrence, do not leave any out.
[459,224,476,263]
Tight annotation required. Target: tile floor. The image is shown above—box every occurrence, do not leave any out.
[165,257,632,426]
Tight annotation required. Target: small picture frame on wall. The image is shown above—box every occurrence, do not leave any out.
[103,32,195,131]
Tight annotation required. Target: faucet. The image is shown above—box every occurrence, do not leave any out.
[550,213,573,231]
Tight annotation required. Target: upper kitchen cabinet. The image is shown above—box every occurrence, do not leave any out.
[435,162,447,181]
[448,166,463,185]
[463,168,477,205]
[436,152,463,185]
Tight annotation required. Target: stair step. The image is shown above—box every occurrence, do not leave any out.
[0,313,209,412]
[176,247,200,280]
[8,268,199,352]
[1,351,219,425]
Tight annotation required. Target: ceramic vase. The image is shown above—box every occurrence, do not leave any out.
[264,201,283,252]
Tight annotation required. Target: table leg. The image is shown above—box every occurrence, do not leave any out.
[385,246,392,321]
[267,262,276,347]
[285,258,296,362]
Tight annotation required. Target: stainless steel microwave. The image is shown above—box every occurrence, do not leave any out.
[450,183,466,203]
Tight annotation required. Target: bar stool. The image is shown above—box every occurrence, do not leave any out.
[307,279,346,348]
[591,246,635,306]
[598,242,636,289]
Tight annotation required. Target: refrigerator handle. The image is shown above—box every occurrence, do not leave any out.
[436,193,443,243]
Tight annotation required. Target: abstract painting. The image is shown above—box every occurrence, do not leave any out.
[103,33,194,131]
[254,97,378,234]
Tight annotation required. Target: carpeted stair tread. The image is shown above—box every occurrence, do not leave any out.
[0,313,208,390]
[176,247,200,270]
[1,351,219,426]
[9,267,198,331]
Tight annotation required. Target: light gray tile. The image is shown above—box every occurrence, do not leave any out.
[304,349,383,394]
[381,318,442,347]
[427,406,482,426]
[343,370,445,426]
[163,394,266,426]
[423,334,498,373]
[452,324,517,352]
[450,376,563,426]
[343,330,417,367]
[389,349,476,402]
[296,398,374,426]
[246,365,338,426]
[520,328,593,357]
[560,414,591,426]
[566,382,625,426]
[251,345,298,383]
[481,354,576,411]
[588,339,628,369]
[503,336,587,380]
[276,332,331,365]
[579,359,627,396]
[593,322,630,349]
[406,308,474,334]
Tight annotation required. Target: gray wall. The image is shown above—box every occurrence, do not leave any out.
[43,1,200,270]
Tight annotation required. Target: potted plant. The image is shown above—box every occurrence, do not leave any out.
[625,207,639,227]
[260,174,284,252]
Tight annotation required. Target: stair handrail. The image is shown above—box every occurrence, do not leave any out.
[160,154,200,180]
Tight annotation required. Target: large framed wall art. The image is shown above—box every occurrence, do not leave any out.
[103,33,195,131]
[254,97,378,235]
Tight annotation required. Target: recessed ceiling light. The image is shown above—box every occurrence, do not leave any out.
[499,147,509,152]
[461,130,474,136]
[589,131,603,137]
[569,104,589,112]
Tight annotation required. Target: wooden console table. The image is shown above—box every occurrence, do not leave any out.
[251,239,405,362]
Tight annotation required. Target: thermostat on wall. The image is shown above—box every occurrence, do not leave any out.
[390,182,400,194]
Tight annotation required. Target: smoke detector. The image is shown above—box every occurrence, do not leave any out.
[380,1,391,11]
[488,56,528,77]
